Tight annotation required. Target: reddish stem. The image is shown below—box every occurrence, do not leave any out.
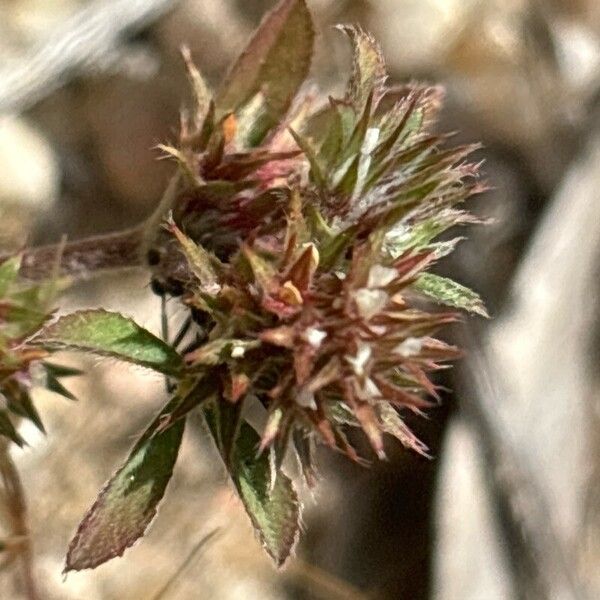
[13,227,146,281]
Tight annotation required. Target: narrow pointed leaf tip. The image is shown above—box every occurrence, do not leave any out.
[338,24,387,110]
[65,417,185,572]
[216,0,314,140]
[33,310,184,375]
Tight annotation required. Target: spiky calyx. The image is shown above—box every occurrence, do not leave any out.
[158,26,486,469]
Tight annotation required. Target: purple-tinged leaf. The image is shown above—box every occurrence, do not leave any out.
[65,410,185,571]
[216,0,314,140]
[377,401,430,458]
[231,422,300,566]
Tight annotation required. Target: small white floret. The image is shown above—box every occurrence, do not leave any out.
[305,327,327,348]
[368,264,397,288]
[394,337,423,357]
[354,288,389,319]
[362,127,381,155]
[231,345,245,358]
[346,341,372,377]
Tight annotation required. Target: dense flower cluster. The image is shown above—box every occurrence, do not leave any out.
[156,26,486,473]
[0,1,488,571]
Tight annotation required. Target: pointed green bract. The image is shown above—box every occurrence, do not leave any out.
[169,222,221,293]
[205,403,300,566]
[339,25,386,111]
[181,45,212,128]
[43,362,82,401]
[288,128,326,187]
[216,0,314,143]
[6,387,45,433]
[34,310,183,375]
[413,273,489,317]
[0,409,26,447]
[65,413,185,571]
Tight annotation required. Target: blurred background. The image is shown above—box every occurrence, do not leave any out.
[1,0,599,598]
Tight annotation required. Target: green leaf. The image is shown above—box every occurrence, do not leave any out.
[204,400,243,467]
[204,403,300,566]
[216,0,314,140]
[317,104,343,170]
[34,310,183,376]
[65,409,185,571]
[233,92,271,148]
[292,429,317,487]
[229,424,300,566]
[413,273,488,317]
[333,153,360,197]
[340,89,373,164]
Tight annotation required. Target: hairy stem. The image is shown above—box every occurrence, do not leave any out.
[0,442,39,600]
[4,172,182,282]
[13,226,146,281]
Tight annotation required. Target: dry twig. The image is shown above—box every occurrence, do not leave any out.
[0,0,180,115]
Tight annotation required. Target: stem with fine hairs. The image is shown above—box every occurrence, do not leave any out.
[2,172,183,282]
[15,226,146,281]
